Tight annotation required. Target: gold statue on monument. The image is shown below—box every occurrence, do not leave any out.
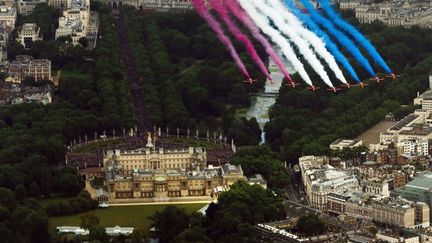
[146,132,154,148]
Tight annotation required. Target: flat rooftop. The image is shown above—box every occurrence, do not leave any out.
[389,114,419,131]
[399,125,432,136]
[331,139,360,146]
[418,90,432,99]
[405,173,432,191]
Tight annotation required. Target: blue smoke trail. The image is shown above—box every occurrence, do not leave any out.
[294,0,376,77]
[318,0,392,74]
[284,0,360,82]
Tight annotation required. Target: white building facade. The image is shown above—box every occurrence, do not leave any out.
[55,0,90,45]
[16,23,41,50]
[299,156,359,211]
[18,0,47,16]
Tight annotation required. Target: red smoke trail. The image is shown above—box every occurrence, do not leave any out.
[225,0,293,83]
[192,0,250,79]
[209,0,272,81]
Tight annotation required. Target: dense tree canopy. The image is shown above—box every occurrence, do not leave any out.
[296,214,327,236]
[230,146,289,190]
[18,3,59,39]
[1,4,431,242]
[150,181,284,243]
[0,6,133,241]
[122,7,266,140]
[150,206,192,242]
[265,19,432,162]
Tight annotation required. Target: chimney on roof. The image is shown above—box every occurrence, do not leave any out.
[429,75,432,90]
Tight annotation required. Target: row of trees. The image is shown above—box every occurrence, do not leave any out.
[0,187,50,242]
[231,146,290,191]
[46,191,98,217]
[92,6,135,131]
[122,7,263,145]
[0,6,135,242]
[265,20,432,162]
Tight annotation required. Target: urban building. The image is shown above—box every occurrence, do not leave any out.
[363,179,390,197]
[355,1,432,28]
[397,138,429,156]
[0,5,16,32]
[328,191,430,228]
[327,191,352,214]
[414,75,432,110]
[95,188,109,204]
[16,23,41,50]
[106,163,245,199]
[248,174,267,189]
[379,110,432,145]
[378,143,398,164]
[139,0,193,12]
[389,171,408,190]
[103,135,246,201]
[48,0,68,8]
[299,156,359,210]
[103,138,207,171]
[377,101,432,161]
[7,55,51,82]
[57,225,134,236]
[376,233,420,243]
[109,0,193,12]
[339,0,366,10]
[0,82,53,106]
[395,173,432,219]
[17,0,47,15]
[28,59,52,81]
[55,0,90,45]
[0,25,8,66]
[330,139,363,150]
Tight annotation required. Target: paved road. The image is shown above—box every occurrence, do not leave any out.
[285,168,307,204]
[113,9,150,134]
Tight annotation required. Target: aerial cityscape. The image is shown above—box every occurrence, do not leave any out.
[0,0,431,242]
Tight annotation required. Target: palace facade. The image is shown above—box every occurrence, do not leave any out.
[103,135,245,201]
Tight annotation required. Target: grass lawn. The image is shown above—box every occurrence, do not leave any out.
[49,203,206,234]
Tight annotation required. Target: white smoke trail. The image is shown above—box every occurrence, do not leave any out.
[237,0,313,86]
[268,0,347,84]
[246,0,334,88]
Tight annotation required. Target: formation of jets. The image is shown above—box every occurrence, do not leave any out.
[245,73,399,93]
[243,78,258,84]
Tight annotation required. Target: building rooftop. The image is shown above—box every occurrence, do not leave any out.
[70,0,87,11]
[56,226,89,235]
[95,188,109,198]
[330,139,361,147]
[399,124,432,136]
[404,172,432,191]
[348,234,374,243]
[0,6,15,16]
[221,164,243,175]
[305,164,358,190]
[108,164,228,182]
[20,23,38,32]
[105,225,134,236]
[389,114,419,131]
